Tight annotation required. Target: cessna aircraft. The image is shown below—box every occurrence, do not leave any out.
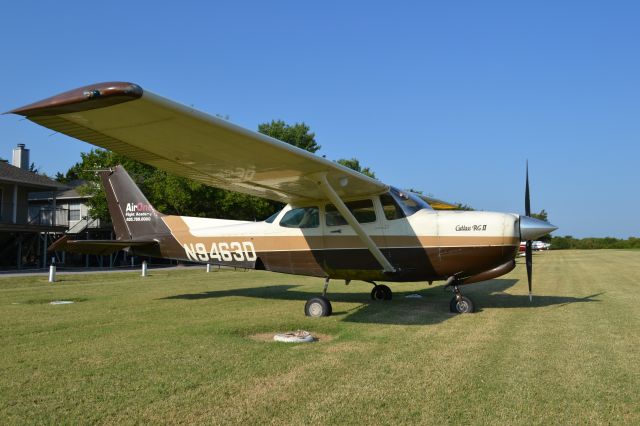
[8,82,557,316]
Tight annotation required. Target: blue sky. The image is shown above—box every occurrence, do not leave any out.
[1,1,638,238]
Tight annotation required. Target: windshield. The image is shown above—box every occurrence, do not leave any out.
[279,207,319,228]
[389,187,432,216]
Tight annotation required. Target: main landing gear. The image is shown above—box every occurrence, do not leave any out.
[448,283,475,314]
[304,278,395,317]
[370,282,392,301]
[305,277,333,317]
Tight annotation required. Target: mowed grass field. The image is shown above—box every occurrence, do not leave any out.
[1,250,638,424]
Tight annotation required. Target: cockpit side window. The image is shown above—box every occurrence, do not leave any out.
[279,207,319,228]
[326,199,377,226]
[380,193,405,220]
[389,188,431,217]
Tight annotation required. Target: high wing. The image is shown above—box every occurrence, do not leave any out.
[8,82,387,203]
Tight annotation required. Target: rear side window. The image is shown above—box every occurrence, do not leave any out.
[279,207,319,228]
[326,199,376,226]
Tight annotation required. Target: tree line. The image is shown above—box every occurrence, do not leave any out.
[550,236,640,250]
[527,210,639,249]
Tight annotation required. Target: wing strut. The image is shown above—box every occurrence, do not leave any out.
[314,173,396,274]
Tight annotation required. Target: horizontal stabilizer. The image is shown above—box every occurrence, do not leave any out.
[48,235,158,255]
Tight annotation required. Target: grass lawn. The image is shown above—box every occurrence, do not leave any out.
[1,250,638,424]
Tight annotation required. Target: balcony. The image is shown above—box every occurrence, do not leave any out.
[0,203,68,233]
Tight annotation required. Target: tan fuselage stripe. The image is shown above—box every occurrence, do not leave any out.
[162,216,519,251]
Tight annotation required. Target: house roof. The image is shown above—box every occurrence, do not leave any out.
[29,180,91,201]
[0,161,67,190]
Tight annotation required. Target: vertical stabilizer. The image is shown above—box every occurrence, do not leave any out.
[99,165,168,240]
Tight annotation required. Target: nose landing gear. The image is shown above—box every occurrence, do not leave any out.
[444,276,475,314]
[449,284,475,314]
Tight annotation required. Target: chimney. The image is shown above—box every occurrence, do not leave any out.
[12,143,30,170]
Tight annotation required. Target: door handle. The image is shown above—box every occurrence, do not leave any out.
[330,229,342,234]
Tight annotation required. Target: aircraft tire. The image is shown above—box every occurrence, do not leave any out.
[450,296,474,314]
[305,296,332,317]
[371,284,393,301]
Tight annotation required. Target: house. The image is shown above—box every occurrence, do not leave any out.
[30,180,105,235]
[29,179,120,267]
[2,143,166,270]
[0,144,67,269]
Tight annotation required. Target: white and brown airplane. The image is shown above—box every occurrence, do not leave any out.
[8,82,557,316]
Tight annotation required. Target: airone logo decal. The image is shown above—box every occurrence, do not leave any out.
[125,202,153,222]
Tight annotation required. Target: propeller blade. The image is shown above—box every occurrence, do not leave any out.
[525,161,532,301]
[525,240,533,301]
[525,161,531,217]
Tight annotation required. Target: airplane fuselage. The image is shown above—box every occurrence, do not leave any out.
[139,203,520,284]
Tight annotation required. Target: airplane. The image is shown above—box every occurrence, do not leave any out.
[533,241,551,250]
[519,241,551,254]
[7,82,557,316]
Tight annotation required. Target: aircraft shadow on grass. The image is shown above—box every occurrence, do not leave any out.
[160,278,601,326]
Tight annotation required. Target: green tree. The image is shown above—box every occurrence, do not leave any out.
[454,203,474,211]
[549,235,640,250]
[258,120,320,153]
[336,158,376,179]
[257,119,325,213]
[55,171,67,183]
[531,209,548,222]
[60,149,156,221]
[28,162,39,173]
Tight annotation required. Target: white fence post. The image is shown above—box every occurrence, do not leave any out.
[206,264,211,273]
[141,260,148,277]
[49,264,56,283]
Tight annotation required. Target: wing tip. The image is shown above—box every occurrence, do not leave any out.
[7,81,143,117]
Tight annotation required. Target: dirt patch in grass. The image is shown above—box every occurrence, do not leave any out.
[247,332,334,343]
